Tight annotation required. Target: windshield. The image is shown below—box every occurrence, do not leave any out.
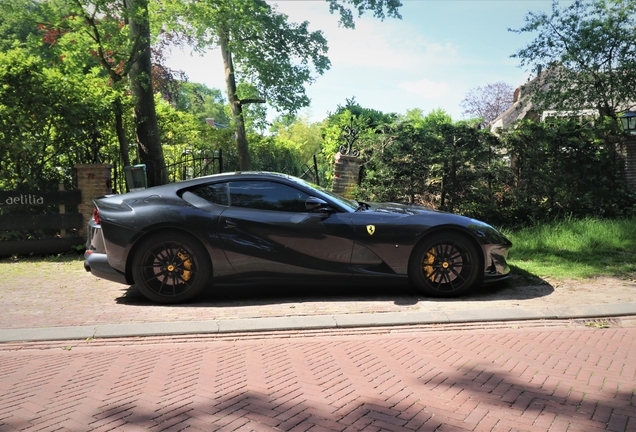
[290,176,359,211]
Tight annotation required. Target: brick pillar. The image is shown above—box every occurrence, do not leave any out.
[332,152,362,199]
[625,136,636,192]
[75,164,112,239]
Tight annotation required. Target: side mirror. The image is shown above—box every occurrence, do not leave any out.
[305,196,330,212]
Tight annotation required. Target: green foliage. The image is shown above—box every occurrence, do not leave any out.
[416,108,453,130]
[318,99,398,186]
[197,129,302,175]
[357,116,506,217]
[325,0,402,29]
[320,110,375,187]
[234,82,269,133]
[511,0,636,118]
[249,136,303,175]
[333,97,398,128]
[356,121,435,204]
[270,112,323,164]
[174,82,230,125]
[156,0,330,114]
[0,48,113,190]
[155,95,214,181]
[499,119,635,224]
[354,108,635,227]
[0,0,44,51]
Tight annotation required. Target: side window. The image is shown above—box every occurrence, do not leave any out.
[188,182,229,206]
[229,181,309,212]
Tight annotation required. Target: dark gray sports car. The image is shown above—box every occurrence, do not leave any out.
[84,172,512,303]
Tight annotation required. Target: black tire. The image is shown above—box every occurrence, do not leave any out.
[408,231,482,297]
[131,232,211,304]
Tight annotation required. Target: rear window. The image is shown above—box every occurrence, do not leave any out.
[188,182,229,206]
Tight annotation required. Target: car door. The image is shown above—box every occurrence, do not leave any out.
[218,180,355,278]
[346,210,414,275]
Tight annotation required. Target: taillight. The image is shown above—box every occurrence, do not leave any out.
[93,207,101,225]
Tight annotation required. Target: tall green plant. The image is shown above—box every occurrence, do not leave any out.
[358,119,507,216]
[500,119,635,223]
[0,48,113,190]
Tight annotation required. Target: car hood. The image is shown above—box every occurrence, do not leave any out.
[366,202,441,215]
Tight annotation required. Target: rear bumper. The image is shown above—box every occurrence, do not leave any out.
[84,251,128,285]
[84,218,128,285]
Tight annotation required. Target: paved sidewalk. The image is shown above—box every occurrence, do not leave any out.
[2,256,636,341]
[2,301,636,342]
[1,323,635,431]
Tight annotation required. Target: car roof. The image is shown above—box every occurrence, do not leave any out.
[112,172,307,199]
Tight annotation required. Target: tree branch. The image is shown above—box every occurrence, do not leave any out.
[238,98,266,105]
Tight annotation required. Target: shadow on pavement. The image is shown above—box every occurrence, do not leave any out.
[3,360,625,431]
[115,269,554,307]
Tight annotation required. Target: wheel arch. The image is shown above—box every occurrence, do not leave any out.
[124,226,212,284]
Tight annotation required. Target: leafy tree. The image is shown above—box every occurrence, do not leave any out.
[0,0,44,51]
[325,0,402,28]
[29,0,175,186]
[511,0,636,120]
[413,108,453,130]
[0,48,113,189]
[174,82,230,125]
[460,82,514,127]
[34,0,139,169]
[270,112,324,164]
[156,0,330,171]
[333,97,398,128]
[157,0,402,171]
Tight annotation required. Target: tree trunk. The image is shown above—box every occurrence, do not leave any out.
[219,28,250,171]
[126,0,167,187]
[113,97,131,168]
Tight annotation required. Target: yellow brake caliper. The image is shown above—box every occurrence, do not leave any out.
[177,250,192,281]
[424,248,436,282]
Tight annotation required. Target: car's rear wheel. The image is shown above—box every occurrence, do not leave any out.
[132,232,210,304]
[409,232,482,297]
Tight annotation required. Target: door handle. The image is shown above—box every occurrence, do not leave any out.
[225,219,237,229]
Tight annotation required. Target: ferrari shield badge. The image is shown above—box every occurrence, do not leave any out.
[366,225,376,235]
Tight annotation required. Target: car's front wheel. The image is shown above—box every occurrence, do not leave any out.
[409,232,482,297]
[132,232,211,304]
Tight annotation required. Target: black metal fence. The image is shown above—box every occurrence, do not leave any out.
[110,150,321,193]
[165,150,224,184]
[110,151,224,193]
[298,155,320,186]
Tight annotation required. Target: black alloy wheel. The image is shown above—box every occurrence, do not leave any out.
[132,232,210,303]
[409,232,482,297]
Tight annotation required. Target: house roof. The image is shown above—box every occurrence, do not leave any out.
[489,71,549,131]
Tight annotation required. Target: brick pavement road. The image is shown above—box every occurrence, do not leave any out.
[1,323,635,431]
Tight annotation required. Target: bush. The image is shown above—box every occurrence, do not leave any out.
[355,116,636,227]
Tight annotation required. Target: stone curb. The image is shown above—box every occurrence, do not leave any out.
[1,302,635,343]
